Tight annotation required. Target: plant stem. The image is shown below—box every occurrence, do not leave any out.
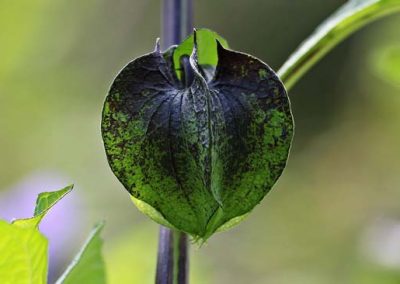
[156,1,192,284]
[277,0,400,91]
[155,227,189,284]
[155,227,174,284]
[162,0,193,48]
[173,230,189,284]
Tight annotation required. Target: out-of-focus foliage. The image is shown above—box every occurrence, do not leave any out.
[0,186,70,284]
[371,44,400,86]
[0,186,106,284]
[56,222,106,284]
[2,0,400,283]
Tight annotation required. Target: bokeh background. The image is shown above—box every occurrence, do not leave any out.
[1,0,400,283]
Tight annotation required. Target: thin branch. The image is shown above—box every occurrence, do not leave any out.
[278,0,400,91]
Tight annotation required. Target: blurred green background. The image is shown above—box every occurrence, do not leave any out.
[1,0,400,283]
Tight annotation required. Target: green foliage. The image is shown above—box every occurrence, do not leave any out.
[172,28,229,80]
[101,29,294,239]
[0,185,106,284]
[0,186,72,284]
[34,186,72,216]
[278,0,400,90]
[0,221,48,284]
[55,222,106,284]
[372,44,400,86]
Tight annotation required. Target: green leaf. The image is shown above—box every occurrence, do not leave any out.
[34,185,73,216]
[0,221,48,284]
[101,30,294,239]
[278,0,400,90]
[172,28,229,80]
[55,222,106,284]
[13,184,73,229]
[0,185,74,284]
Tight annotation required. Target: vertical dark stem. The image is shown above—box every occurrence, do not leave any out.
[156,227,188,284]
[176,231,189,283]
[156,227,174,284]
[162,0,193,48]
[156,0,192,284]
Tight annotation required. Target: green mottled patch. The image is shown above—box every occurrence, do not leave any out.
[101,29,294,240]
[259,69,268,79]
